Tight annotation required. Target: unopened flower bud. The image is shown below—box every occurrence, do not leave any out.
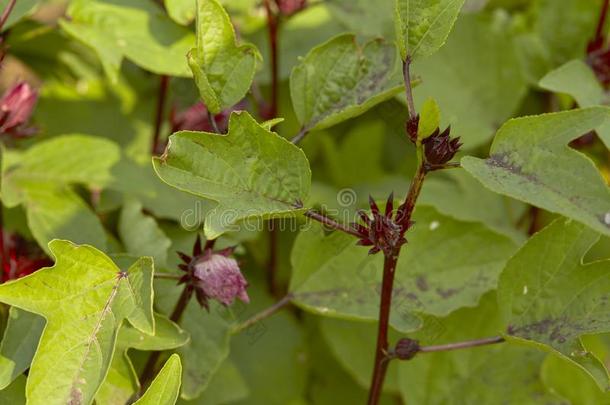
[193,254,249,306]
[394,338,420,360]
[275,0,307,16]
[0,82,38,138]
[422,126,462,165]
[406,114,420,143]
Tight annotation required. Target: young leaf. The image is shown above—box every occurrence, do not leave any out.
[0,308,44,390]
[188,0,261,114]
[133,354,182,405]
[394,0,465,61]
[498,219,610,390]
[290,206,517,332]
[462,107,610,237]
[0,241,154,405]
[290,34,403,133]
[60,0,195,82]
[539,60,610,148]
[417,97,440,140]
[153,111,311,239]
[96,314,189,405]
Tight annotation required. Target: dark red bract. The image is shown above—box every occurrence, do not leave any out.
[422,126,462,166]
[274,0,307,16]
[353,194,410,256]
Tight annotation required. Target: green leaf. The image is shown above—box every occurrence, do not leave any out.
[22,184,107,253]
[462,107,610,237]
[498,218,610,390]
[394,0,465,61]
[320,318,402,393]
[290,206,517,332]
[0,240,154,405]
[97,314,189,405]
[417,97,440,140]
[2,134,120,207]
[153,111,311,239]
[134,354,182,405]
[119,198,172,268]
[165,0,196,25]
[60,0,195,82]
[0,0,39,31]
[290,34,403,132]
[398,293,562,404]
[539,60,604,108]
[411,13,528,148]
[0,374,26,405]
[327,0,395,39]
[187,0,261,114]
[189,360,249,405]
[539,60,610,148]
[0,308,44,390]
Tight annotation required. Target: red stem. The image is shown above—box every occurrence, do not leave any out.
[263,0,280,118]
[367,250,399,405]
[595,0,610,42]
[151,75,170,155]
[0,0,16,32]
[264,0,281,295]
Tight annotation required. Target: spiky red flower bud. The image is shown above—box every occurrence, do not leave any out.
[0,82,38,139]
[354,193,407,256]
[2,232,51,282]
[422,126,462,165]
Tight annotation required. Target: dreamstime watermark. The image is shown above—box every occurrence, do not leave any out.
[179,189,363,233]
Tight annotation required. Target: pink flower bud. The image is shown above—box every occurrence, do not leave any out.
[0,82,38,137]
[193,254,249,306]
[275,0,307,16]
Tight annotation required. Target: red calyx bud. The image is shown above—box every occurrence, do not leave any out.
[0,82,38,139]
[354,193,407,256]
[406,114,420,143]
[422,126,462,165]
[274,0,307,16]
[170,101,246,134]
[394,338,420,360]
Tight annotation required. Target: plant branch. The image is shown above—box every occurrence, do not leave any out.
[291,127,309,144]
[151,75,170,155]
[0,205,6,284]
[304,209,361,238]
[368,63,427,404]
[367,249,399,405]
[138,286,192,393]
[418,335,505,353]
[233,293,293,334]
[0,0,16,33]
[403,58,417,120]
